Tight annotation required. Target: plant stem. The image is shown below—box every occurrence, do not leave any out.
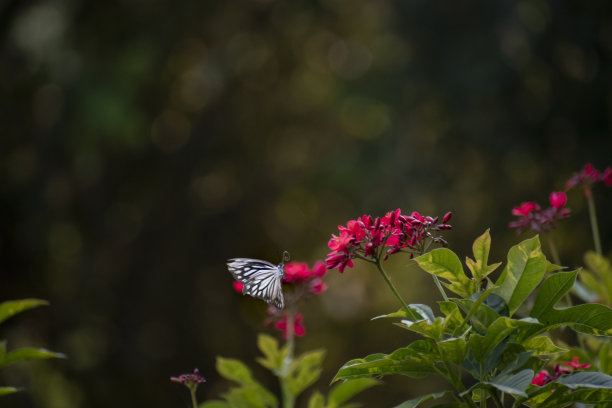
[280,311,295,408]
[375,259,410,310]
[585,187,603,255]
[544,234,561,267]
[189,387,198,408]
[432,275,449,302]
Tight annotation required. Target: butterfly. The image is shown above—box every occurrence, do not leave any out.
[227,251,290,310]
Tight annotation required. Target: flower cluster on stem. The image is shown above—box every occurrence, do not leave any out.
[326,208,452,273]
[508,192,570,235]
[531,357,591,386]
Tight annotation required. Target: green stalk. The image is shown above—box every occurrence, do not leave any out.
[432,275,449,302]
[375,259,409,310]
[280,311,295,408]
[585,187,603,255]
[544,234,561,267]
[189,387,198,408]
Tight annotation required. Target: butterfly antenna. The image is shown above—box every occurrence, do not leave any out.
[282,251,290,263]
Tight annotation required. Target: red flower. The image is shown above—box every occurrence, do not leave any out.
[275,313,305,339]
[549,192,567,210]
[310,261,327,277]
[233,281,244,293]
[310,278,327,294]
[512,202,540,217]
[531,370,550,386]
[563,356,591,370]
[325,209,452,273]
[603,167,612,187]
[283,262,311,283]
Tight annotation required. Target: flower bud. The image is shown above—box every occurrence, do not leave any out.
[549,191,567,210]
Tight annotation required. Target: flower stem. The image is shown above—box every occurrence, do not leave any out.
[189,387,198,408]
[544,234,562,266]
[432,275,449,302]
[280,311,295,408]
[585,187,603,255]
[375,259,410,311]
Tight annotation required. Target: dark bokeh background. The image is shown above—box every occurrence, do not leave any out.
[1,0,612,407]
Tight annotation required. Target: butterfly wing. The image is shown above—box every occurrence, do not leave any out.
[227,258,285,309]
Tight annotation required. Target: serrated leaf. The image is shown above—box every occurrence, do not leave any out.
[414,248,476,298]
[392,391,452,408]
[327,378,379,408]
[0,299,49,325]
[333,341,439,382]
[484,369,534,397]
[495,236,548,316]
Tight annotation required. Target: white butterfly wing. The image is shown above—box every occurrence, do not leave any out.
[227,258,285,309]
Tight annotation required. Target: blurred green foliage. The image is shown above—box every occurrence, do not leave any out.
[1,0,612,407]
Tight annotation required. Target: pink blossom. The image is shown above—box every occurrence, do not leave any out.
[275,313,306,339]
[549,192,567,210]
[512,202,540,217]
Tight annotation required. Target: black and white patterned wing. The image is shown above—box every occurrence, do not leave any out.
[227,258,285,309]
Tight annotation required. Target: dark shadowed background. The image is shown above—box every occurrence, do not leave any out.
[1,0,612,407]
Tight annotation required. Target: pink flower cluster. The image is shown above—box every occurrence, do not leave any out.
[509,192,570,234]
[170,368,206,387]
[271,312,305,339]
[326,209,452,273]
[565,163,612,192]
[531,357,591,386]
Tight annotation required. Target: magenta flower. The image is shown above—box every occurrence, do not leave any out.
[549,192,567,210]
[563,356,591,370]
[565,163,611,191]
[509,194,570,234]
[531,357,591,386]
[325,209,452,273]
[531,370,550,386]
[170,368,206,387]
[274,313,306,339]
[511,202,540,217]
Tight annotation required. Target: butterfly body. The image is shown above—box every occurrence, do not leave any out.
[227,258,285,309]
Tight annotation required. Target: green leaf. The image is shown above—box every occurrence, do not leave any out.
[584,251,612,304]
[392,391,453,408]
[0,299,49,325]
[437,336,467,365]
[465,229,501,282]
[372,304,434,322]
[199,401,232,408]
[468,317,531,362]
[397,317,444,341]
[307,392,325,408]
[520,336,566,355]
[484,369,534,397]
[600,342,612,374]
[530,271,577,318]
[453,298,499,334]
[527,388,612,408]
[0,348,66,368]
[578,271,604,302]
[414,248,476,298]
[494,236,548,316]
[333,341,439,382]
[256,334,287,372]
[556,371,612,389]
[438,301,463,334]
[0,386,20,396]
[539,303,612,335]
[287,350,325,396]
[217,357,256,385]
[327,378,379,408]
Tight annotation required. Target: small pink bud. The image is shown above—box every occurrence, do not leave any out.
[549,191,567,210]
[443,211,452,223]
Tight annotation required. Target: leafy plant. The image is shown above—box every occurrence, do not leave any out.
[0,298,65,396]
[332,230,612,407]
